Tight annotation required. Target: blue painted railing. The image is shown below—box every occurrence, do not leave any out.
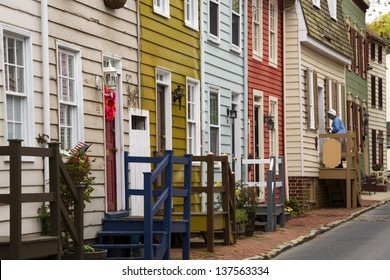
[124,150,192,259]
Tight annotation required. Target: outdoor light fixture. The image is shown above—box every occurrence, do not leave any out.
[103,60,118,90]
[264,114,275,130]
[172,85,184,110]
[363,110,369,137]
[227,107,237,119]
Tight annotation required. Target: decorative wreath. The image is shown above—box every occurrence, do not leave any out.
[104,86,116,122]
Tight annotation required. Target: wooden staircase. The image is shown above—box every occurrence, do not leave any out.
[241,156,286,232]
[92,151,192,260]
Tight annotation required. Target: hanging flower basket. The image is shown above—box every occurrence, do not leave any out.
[104,0,127,9]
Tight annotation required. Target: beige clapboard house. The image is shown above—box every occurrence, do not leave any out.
[284,0,353,206]
[0,1,138,240]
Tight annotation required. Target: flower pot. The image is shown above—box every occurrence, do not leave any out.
[104,0,127,9]
[62,249,107,260]
[237,223,246,240]
[245,211,256,237]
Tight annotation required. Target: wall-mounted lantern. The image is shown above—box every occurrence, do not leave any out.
[363,110,369,137]
[172,85,184,110]
[264,114,274,130]
[227,107,237,119]
[95,60,118,95]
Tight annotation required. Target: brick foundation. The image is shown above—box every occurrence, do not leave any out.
[288,176,330,209]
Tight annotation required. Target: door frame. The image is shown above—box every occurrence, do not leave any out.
[253,90,265,182]
[103,54,125,211]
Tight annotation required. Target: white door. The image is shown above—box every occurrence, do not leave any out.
[129,108,151,216]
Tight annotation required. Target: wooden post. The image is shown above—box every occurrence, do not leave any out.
[206,152,214,252]
[221,154,230,246]
[162,150,173,260]
[48,142,62,259]
[182,154,192,260]
[346,133,352,209]
[9,139,22,259]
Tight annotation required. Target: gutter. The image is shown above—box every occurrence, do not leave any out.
[243,0,248,182]
[200,0,206,212]
[41,0,50,192]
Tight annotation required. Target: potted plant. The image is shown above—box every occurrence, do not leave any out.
[236,182,257,236]
[37,146,99,259]
[235,208,248,239]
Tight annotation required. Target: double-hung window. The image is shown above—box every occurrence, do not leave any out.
[231,0,241,49]
[186,79,200,156]
[154,0,169,17]
[209,89,219,156]
[252,0,263,58]
[3,29,34,146]
[185,0,198,30]
[209,0,220,40]
[269,0,278,66]
[57,45,82,151]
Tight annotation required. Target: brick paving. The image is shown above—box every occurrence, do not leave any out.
[170,199,381,260]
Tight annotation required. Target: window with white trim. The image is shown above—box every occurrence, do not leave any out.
[327,0,337,20]
[232,0,241,48]
[252,0,263,58]
[209,0,219,39]
[269,0,278,66]
[57,46,82,151]
[209,89,219,156]
[3,29,34,146]
[154,0,169,18]
[186,79,200,156]
[185,0,198,30]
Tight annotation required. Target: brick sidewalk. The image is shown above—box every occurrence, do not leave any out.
[170,199,379,260]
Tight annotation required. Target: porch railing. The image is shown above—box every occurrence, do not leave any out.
[124,150,193,259]
[0,140,84,259]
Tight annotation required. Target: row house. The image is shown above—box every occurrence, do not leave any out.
[341,0,370,176]
[0,0,138,240]
[247,0,284,195]
[284,0,353,206]
[367,28,388,174]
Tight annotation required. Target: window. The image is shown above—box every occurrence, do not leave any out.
[186,79,200,156]
[327,0,337,20]
[379,78,383,109]
[232,0,240,48]
[269,0,277,66]
[313,0,320,8]
[371,42,375,60]
[378,45,382,63]
[3,29,34,146]
[154,0,169,18]
[209,89,219,155]
[371,75,376,108]
[185,0,198,30]
[209,0,219,39]
[57,45,82,151]
[372,129,377,165]
[252,0,263,58]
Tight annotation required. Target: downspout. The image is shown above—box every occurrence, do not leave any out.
[41,0,50,192]
[243,0,248,182]
[137,0,142,109]
[200,0,206,212]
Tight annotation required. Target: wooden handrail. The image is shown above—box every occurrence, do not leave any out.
[1,140,84,259]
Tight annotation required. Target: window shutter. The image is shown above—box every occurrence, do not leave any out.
[372,129,377,165]
[347,100,352,131]
[341,83,346,123]
[313,71,319,129]
[372,75,376,107]
[306,68,312,128]
[352,28,356,71]
[352,102,357,133]
[358,34,363,76]
[379,78,383,109]
[325,77,331,127]
[359,105,363,151]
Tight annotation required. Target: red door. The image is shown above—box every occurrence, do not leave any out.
[106,119,117,211]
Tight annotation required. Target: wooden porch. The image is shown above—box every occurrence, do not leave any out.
[319,132,362,209]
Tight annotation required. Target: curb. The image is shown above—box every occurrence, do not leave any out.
[246,198,390,260]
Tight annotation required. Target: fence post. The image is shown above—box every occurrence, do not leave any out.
[9,139,22,259]
[221,154,230,245]
[206,152,215,252]
[48,142,62,259]
[182,153,193,260]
